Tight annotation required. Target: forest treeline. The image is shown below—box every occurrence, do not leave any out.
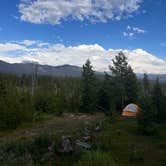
[0,52,166,134]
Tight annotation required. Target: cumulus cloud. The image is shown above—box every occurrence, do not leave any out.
[14,40,50,47]
[0,41,166,74]
[0,43,27,52]
[19,0,142,25]
[123,25,146,38]
[18,40,39,46]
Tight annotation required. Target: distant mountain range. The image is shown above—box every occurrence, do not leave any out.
[0,60,166,82]
[0,60,82,77]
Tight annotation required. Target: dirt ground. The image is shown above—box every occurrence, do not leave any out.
[0,112,105,144]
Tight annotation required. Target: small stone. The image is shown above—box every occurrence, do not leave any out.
[95,125,101,132]
[76,139,91,149]
[61,136,73,153]
[83,136,91,141]
[48,142,54,151]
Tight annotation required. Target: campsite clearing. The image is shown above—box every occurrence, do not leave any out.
[0,114,166,166]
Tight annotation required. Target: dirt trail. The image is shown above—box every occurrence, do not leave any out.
[0,112,105,144]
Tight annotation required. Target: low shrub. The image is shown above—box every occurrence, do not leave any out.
[0,92,22,130]
[29,133,52,163]
[74,151,116,166]
[95,133,112,151]
[159,142,166,150]
[129,150,144,163]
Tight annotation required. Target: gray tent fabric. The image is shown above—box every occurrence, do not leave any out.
[123,103,138,113]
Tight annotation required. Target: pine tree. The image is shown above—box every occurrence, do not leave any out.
[97,73,111,114]
[109,51,138,109]
[0,75,7,99]
[152,78,166,122]
[143,73,151,97]
[137,96,156,135]
[0,86,22,129]
[81,59,96,113]
[136,77,165,134]
[125,66,138,103]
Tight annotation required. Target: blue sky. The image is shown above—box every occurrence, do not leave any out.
[0,0,166,73]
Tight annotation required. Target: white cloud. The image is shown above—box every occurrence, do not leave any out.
[13,40,50,47]
[0,43,27,52]
[18,40,39,46]
[0,41,166,74]
[123,25,146,38]
[19,0,142,25]
[123,32,134,37]
[133,27,146,33]
[127,25,131,30]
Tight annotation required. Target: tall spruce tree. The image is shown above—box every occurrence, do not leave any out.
[97,73,111,114]
[137,96,156,135]
[143,73,151,97]
[81,59,96,113]
[152,78,162,108]
[137,75,153,134]
[110,51,138,109]
[125,66,138,103]
[0,75,7,99]
[152,78,166,122]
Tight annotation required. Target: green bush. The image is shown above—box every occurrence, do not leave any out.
[0,89,34,130]
[75,151,116,166]
[137,96,157,135]
[0,139,33,166]
[95,133,112,151]
[0,134,52,165]
[34,91,55,113]
[54,91,67,116]
[129,150,144,163]
[34,90,65,116]
[29,133,52,163]
[159,142,166,150]
[19,91,34,122]
[0,91,22,129]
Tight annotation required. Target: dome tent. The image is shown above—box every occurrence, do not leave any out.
[122,103,139,116]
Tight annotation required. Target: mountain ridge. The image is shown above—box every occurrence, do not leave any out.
[0,60,166,82]
[0,60,82,77]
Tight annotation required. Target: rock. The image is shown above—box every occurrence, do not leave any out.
[83,134,96,142]
[61,136,73,153]
[84,128,91,136]
[83,136,91,141]
[76,139,91,149]
[48,142,55,151]
[95,125,101,132]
